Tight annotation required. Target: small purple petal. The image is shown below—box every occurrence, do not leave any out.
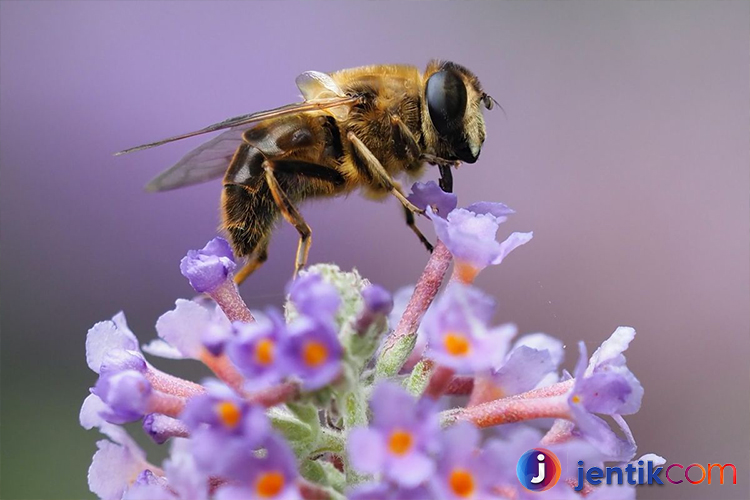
[408,181,458,218]
[287,272,341,318]
[387,451,434,487]
[179,237,236,293]
[93,370,152,424]
[348,427,386,474]
[141,339,185,360]
[99,350,147,375]
[156,299,230,359]
[513,333,565,368]
[493,345,555,395]
[491,231,533,265]
[362,284,394,315]
[86,314,139,373]
[465,201,515,218]
[88,439,146,500]
[586,327,636,375]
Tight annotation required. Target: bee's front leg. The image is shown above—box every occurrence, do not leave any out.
[347,132,424,215]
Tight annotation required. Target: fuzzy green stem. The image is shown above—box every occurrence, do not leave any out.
[404,359,434,396]
[342,388,369,485]
[310,427,346,456]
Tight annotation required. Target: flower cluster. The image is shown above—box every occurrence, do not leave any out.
[81,181,657,500]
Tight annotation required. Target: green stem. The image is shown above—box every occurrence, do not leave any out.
[404,359,434,396]
[342,388,369,485]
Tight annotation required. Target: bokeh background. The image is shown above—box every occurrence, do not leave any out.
[1,1,748,499]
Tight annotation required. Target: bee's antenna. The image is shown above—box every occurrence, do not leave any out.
[486,94,507,119]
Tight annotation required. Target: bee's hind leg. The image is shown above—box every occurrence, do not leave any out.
[234,241,269,285]
[404,206,434,253]
[262,161,312,278]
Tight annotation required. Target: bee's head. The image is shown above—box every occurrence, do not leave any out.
[424,61,494,164]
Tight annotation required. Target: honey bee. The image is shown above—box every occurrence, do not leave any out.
[117,60,498,283]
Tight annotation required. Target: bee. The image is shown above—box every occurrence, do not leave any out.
[116,60,499,284]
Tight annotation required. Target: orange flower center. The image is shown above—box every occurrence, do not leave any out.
[571,394,582,404]
[255,471,285,498]
[255,338,275,365]
[303,340,328,367]
[449,468,476,497]
[216,401,241,428]
[455,261,480,284]
[444,331,471,357]
[388,429,413,456]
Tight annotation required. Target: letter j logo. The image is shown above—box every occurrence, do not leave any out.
[517,448,561,491]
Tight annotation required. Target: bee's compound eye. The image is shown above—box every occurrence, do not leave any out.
[426,69,467,137]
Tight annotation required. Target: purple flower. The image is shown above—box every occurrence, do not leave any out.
[287,271,340,319]
[567,328,643,461]
[430,204,532,281]
[227,309,288,389]
[86,312,140,374]
[214,436,300,500]
[349,483,432,500]
[431,422,501,500]
[584,327,643,413]
[348,382,440,487]
[489,333,564,397]
[423,284,515,374]
[407,181,458,218]
[181,381,269,439]
[361,284,394,316]
[122,471,174,500]
[180,237,236,293]
[284,316,343,390]
[85,415,149,500]
[181,381,272,480]
[92,370,152,424]
[154,299,231,360]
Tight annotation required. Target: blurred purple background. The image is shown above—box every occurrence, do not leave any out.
[1,2,748,499]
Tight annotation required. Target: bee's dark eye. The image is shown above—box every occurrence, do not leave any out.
[426,69,467,137]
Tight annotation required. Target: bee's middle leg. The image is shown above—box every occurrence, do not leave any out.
[262,161,312,277]
[404,206,434,253]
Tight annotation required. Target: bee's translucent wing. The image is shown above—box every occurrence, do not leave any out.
[145,126,248,192]
[115,95,359,156]
[296,71,345,100]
